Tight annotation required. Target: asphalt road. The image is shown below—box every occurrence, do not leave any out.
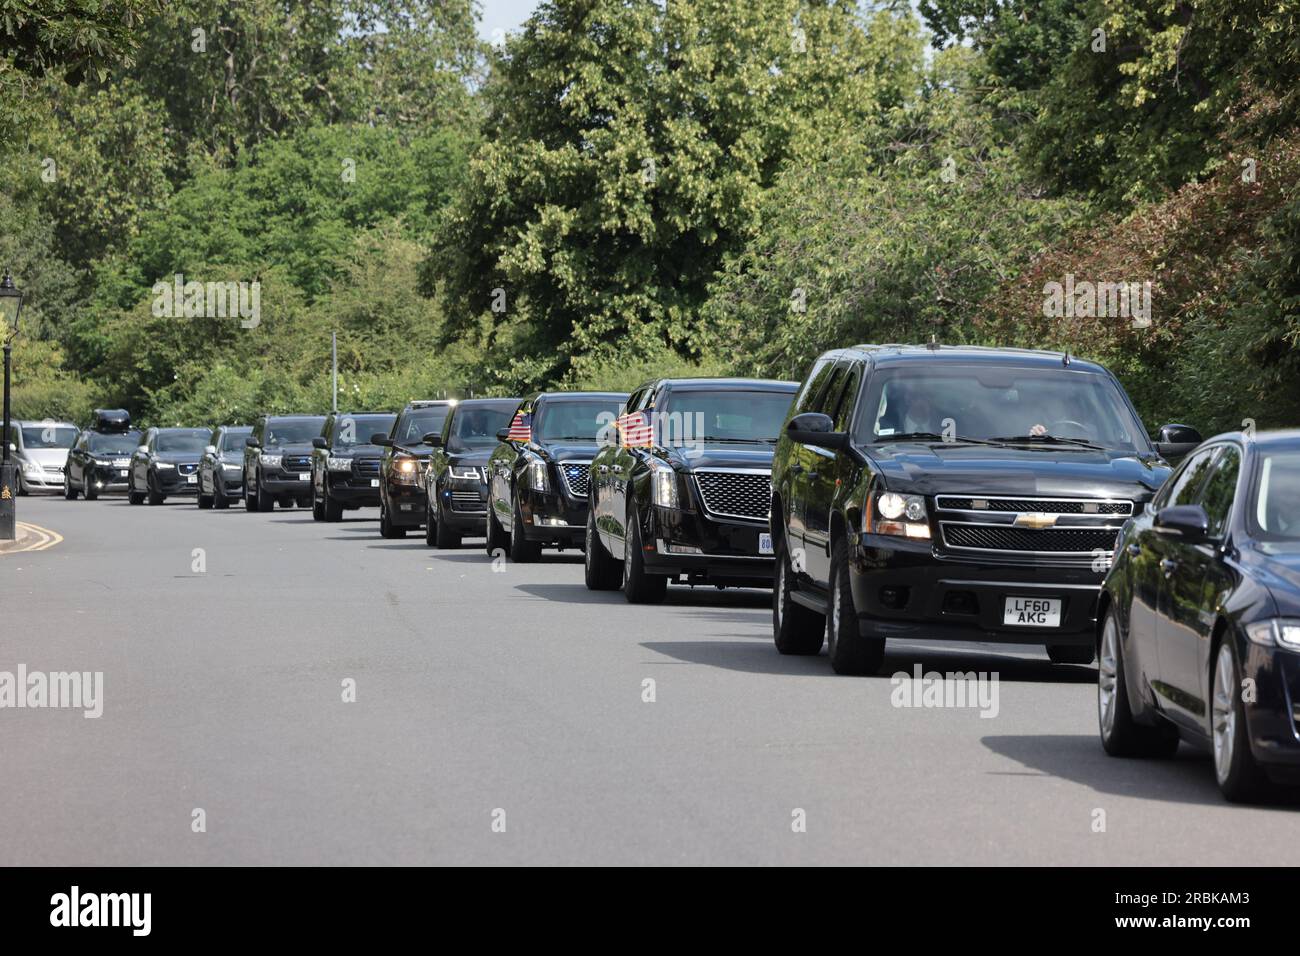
[3,491,1299,865]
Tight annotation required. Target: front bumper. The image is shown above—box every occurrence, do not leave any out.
[261,469,314,497]
[517,487,587,544]
[85,463,132,492]
[20,468,65,491]
[326,470,382,506]
[155,468,201,495]
[641,505,773,586]
[383,479,427,527]
[437,478,489,533]
[1243,645,1300,779]
[847,533,1101,646]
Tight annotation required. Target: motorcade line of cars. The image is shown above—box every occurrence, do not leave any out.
[34,343,1300,802]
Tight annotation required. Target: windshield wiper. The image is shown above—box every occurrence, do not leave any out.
[878,432,1005,446]
[992,434,1105,450]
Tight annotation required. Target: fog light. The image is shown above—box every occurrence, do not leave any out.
[658,538,702,555]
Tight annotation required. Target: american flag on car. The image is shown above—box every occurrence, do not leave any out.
[618,410,653,447]
[507,410,532,442]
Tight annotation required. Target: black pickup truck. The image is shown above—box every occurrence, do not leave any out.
[770,345,1201,674]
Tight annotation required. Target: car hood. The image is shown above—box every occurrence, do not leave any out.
[538,441,604,461]
[264,443,315,456]
[25,448,70,467]
[666,442,776,471]
[329,444,384,458]
[1243,543,1300,617]
[448,448,495,467]
[866,444,1169,500]
[155,451,201,465]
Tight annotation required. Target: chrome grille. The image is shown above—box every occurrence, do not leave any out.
[282,454,312,473]
[942,525,1119,554]
[353,458,381,477]
[558,461,591,498]
[936,495,1132,515]
[177,462,198,476]
[692,469,770,523]
[449,489,484,512]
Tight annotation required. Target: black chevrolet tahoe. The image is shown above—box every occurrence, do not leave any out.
[485,390,627,561]
[374,400,455,538]
[309,410,396,521]
[242,414,327,511]
[584,377,799,602]
[423,398,522,548]
[770,344,1202,674]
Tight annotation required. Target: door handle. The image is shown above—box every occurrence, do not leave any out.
[1160,558,1179,578]
[1126,543,1141,557]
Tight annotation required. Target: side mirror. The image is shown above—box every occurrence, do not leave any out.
[204,445,217,455]
[370,434,391,446]
[1154,423,1202,460]
[496,427,511,443]
[6,442,14,453]
[1154,504,1211,543]
[422,432,442,447]
[311,436,328,450]
[136,444,148,454]
[786,412,849,450]
[245,436,260,448]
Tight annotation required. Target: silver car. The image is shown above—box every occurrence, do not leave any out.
[8,419,79,494]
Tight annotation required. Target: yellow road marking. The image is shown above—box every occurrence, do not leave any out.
[0,521,63,554]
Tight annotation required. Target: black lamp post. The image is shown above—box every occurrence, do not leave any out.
[0,270,23,541]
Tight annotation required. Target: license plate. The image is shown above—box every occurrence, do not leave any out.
[186,475,197,484]
[400,503,414,511]
[758,532,773,555]
[1003,596,1061,627]
[298,473,310,482]
[119,470,128,477]
[370,479,379,487]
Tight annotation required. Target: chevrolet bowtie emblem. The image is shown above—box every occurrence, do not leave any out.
[1014,512,1057,529]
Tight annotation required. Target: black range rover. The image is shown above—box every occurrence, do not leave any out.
[424,398,522,548]
[771,345,1201,674]
[374,400,455,538]
[485,390,627,561]
[242,414,327,511]
[584,378,799,602]
[309,411,396,521]
[64,411,141,500]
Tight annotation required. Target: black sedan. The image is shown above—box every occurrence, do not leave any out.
[127,427,211,505]
[197,425,252,509]
[423,398,521,548]
[485,390,627,561]
[1098,429,1300,801]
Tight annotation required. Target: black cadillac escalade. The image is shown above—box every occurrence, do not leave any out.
[584,377,799,602]
[770,345,1202,674]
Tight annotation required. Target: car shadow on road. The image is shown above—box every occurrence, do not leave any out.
[981,733,1300,810]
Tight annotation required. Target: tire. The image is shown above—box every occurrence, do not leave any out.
[584,503,622,590]
[323,486,343,522]
[773,536,825,655]
[622,503,666,604]
[244,473,258,511]
[1047,643,1095,665]
[198,491,213,509]
[1212,638,1272,802]
[485,504,509,557]
[213,478,229,510]
[128,483,145,506]
[424,496,438,547]
[84,481,97,501]
[509,498,543,562]
[1097,606,1180,758]
[63,474,78,500]
[146,472,165,506]
[255,473,274,512]
[826,534,884,675]
[434,498,461,549]
[379,505,406,539]
[312,492,325,521]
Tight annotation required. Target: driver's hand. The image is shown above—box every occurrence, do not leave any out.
[1030,423,1048,437]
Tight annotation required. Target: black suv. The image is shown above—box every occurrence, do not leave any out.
[309,411,396,521]
[197,425,252,509]
[374,400,455,538]
[242,414,327,511]
[423,398,521,548]
[584,378,799,602]
[485,390,627,561]
[127,426,211,505]
[64,411,140,500]
[770,345,1201,674]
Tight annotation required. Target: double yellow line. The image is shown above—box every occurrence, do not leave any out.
[1,522,63,554]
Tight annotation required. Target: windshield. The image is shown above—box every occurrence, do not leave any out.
[331,414,396,447]
[88,431,141,455]
[1252,450,1300,541]
[156,429,211,453]
[20,425,77,449]
[221,428,252,452]
[855,366,1148,453]
[265,418,325,445]
[656,389,795,444]
[447,404,516,452]
[536,399,623,442]
[395,406,450,444]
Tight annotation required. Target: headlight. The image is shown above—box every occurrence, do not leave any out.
[393,457,420,484]
[155,461,175,470]
[222,461,241,471]
[865,490,929,538]
[21,460,39,473]
[1246,619,1300,650]
[525,458,549,492]
[650,460,679,508]
[259,453,282,467]
[449,464,479,480]
[327,456,353,472]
